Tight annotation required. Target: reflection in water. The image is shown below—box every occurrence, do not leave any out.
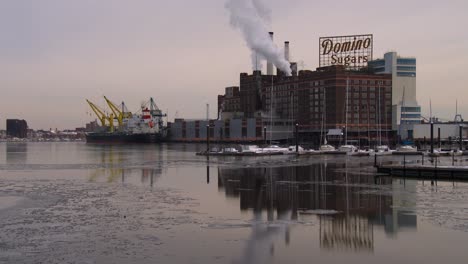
[218,162,418,255]
[6,143,28,163]
[88,145,162,186]
[320,214,373,252]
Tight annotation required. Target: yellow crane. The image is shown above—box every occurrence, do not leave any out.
[86,99,114,132]
[103,96,132,128]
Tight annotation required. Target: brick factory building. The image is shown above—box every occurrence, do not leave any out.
[218,65,394,147]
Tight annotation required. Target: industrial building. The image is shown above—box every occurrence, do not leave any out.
[218,65,394,146]
[6,119,28,138]
[368,52,421,140]
[168,118,263,142]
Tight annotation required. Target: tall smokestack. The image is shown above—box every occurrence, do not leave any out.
[267,32,274,75]
[284,41,290,62]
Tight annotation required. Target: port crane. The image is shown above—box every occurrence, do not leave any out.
[86,99,114,132]
[103,96,132,128]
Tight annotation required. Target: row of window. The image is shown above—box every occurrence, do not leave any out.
[368,60,385,67]
[402,107,421,112]
[397,58,416,65]
[401,114,421,118]
[397,72,416,77]
[397,66,416,71]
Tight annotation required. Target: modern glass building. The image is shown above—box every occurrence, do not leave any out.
[369,52,421,140]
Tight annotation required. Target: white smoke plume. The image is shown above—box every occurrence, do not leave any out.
[225,0,291,76]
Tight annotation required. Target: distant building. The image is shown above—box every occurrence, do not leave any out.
[85,120,99,132]
[6,119,28,138]
[369,52,421,140]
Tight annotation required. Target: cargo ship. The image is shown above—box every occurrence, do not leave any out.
[85,97,166,144]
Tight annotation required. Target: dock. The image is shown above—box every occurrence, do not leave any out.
[196,151,284,157]
[376,164,468,181]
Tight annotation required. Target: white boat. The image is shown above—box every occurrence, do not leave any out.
[320,144,336,152]
[338,145,357,153]
[261,145,290,154]
[301,149,322,155]
[397,145,418,152]
[240,145,261,154]
[286,146,305,154]
[374,145,394,155]
[348,149,371,156]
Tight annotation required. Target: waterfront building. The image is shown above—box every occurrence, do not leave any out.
[218,65,393,147]
[6,119,28,138]
[168,118,264,142]
[368,52,421,140]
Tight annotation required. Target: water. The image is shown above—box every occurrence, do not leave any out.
[1,142,467,263]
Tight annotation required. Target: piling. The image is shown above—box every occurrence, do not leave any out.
[264,126,267,145]
[295,123,299,153]
[430,123,434,154]
[438,127,441,150]
[206,124,210,153]
[459,125,463,151]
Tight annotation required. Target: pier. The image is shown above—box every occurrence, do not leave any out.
[376,163,468,181]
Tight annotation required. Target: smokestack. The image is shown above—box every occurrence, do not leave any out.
[267,32,274,75]
[284,41,290,62]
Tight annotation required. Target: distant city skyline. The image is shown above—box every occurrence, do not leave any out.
[1,0,467,130]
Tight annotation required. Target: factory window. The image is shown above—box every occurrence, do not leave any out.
[397,72,416,77]
[368,60,385,67]
[362,92,368,98]
[370,80,375,85]
[385,93,391,99]
[397,58,416,65]
[397,66,416,71]
[386,80,391,85]
[369,87,375,92]
[369,93,375,99]
[402,107,421,112]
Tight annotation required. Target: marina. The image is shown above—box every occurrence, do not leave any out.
[1,142,468,263]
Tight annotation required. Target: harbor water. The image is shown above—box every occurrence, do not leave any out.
[1,142,468,263]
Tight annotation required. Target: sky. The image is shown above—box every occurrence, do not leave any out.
[1,0,467,130]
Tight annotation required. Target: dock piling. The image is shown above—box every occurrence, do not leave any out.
[438,127,441,150]
[295,123,299,153]
[430,123,434,154]
[206,124,210,153]
[459,125,463,151]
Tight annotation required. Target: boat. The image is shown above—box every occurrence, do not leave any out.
[397,145,417,152]
[320,143,336,152]
[85,132,162,143]
[393,145,422,155]
[338,145,358,153]
[85,97,166,144]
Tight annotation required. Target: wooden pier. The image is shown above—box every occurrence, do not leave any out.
[376,164,468,181]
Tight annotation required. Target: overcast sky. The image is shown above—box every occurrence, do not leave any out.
[1,0,467,130]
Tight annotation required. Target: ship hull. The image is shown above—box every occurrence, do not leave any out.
[85,132,163,143]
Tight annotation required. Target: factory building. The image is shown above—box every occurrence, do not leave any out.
[6,119,28,138]
[168,118,263,142]
[218,65,393,146]
[368,52,421,140]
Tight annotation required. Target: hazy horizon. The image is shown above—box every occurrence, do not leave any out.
[1,0,467,130]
